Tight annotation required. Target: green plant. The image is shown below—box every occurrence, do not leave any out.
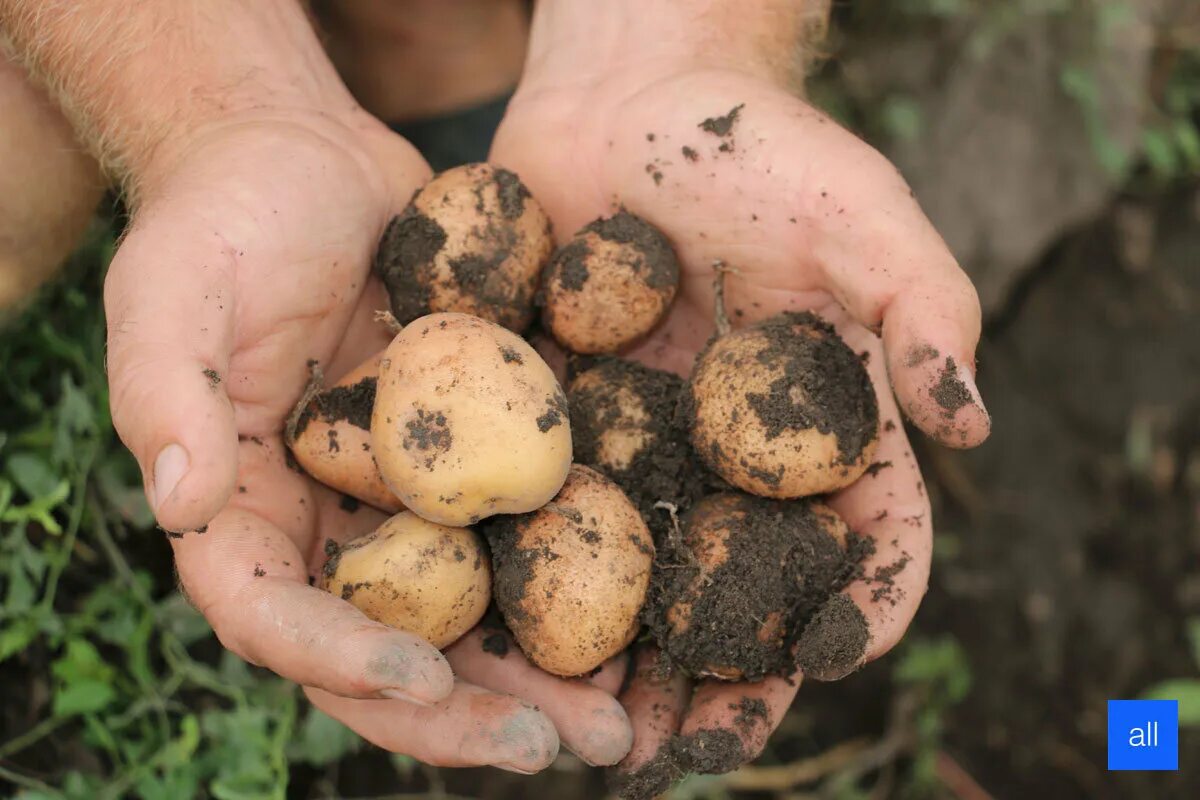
[1139,617,1200,727]
[0,217,362,799]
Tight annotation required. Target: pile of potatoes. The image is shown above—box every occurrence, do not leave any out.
[288,162,880,683]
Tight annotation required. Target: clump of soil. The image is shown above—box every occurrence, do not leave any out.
[647,493,870,681]
[741,312,878,465]
[292,377,377,438]
[374,206,445,324]
[699,104,745,137]
[932,355,972,413]
[566,357,711,543]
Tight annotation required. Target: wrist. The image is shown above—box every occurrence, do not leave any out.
[1,0,356,197]
[519,0,828,94]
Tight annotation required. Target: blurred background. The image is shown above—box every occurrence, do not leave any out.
[2,1,1198,798]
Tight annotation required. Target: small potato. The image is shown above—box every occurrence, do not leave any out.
[485,465,654,676]
[686,312,879,498]
[287,353,402,513]
[374,163,553,332]
[541,211,679,354]
[371,312,572,526]
[650,492,858,681]
[323,511,490,648]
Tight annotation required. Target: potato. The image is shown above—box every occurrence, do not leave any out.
[541,211,679,354]
[567,357,703,540]
[371,312,572,526]
[648,492,860,681]
[374,163,553,332]
[322,511,490,648]
[484,465,654,676]
[287,353,402,513]
[686,312,879,498]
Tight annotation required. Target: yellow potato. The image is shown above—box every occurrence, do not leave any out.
[287,352,403,513]
[371,312,572,526]
[486,465,654,676]
[541,211,679,354]
[687,312,879,498]
[322,511,490,649]
[374,163,553,332]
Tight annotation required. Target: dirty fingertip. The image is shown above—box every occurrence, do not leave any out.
[896,345,991,449]
[795,593,869,681]
[366,634,455,704]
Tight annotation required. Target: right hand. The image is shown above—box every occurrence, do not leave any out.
[105,107,633,771]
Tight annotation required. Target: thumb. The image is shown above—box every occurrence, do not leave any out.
[105,203,239,532]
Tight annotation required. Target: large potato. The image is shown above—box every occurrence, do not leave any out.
[686,312,879,498]
[541,211,679,354]
[650,492,855,680]
[373,163,553,332]
[485,465,654,676]
[371,312,571,526]
[287,352,402,512]
[322,511,490,649]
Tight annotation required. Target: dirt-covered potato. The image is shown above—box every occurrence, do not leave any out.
[484,465,654,676]
[371,312,572,526]
[322,511,490,648]
[567,357,704,540]
[541,211,679,354]
[686,312,879,498]
[374,163,553,332]
[287,353,402,513]
[648,492,864,681]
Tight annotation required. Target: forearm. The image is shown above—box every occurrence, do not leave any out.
[523,0,830,90]
[0,0,350,190]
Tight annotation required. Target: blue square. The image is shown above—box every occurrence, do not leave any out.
[1108,700,1178,770]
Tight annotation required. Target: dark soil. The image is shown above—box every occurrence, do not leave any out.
[647,493,870,681]
[492,167,530,220]
[534,390,568,433]
[581,211,679,291]
[567,357,708,543]
[479,514,543,628]
[374,205,445,324]
[549,239,591,292]
[292,376,377,439]
[401,408,452,470]
[699,103,745,137]
[931,355,972,413]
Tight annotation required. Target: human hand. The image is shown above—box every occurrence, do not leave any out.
[489,1,991,788]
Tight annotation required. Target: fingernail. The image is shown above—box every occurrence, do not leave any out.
[493,763,539,775]
[153,443,189,512]
[957,364,988,418]
[379,688,434,707]
[366,641,454,705]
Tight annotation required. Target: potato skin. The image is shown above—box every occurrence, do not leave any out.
[371,312,572,526]
[542,211,679,354]
[686,312,879,498]
[288,353,403,513]
[485,465,654,676]
[374,163,553,332]
[322,511,490,649]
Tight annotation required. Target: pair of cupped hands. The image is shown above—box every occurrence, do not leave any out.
[105,62,991,778]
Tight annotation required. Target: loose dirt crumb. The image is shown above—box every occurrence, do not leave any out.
[699,104,745,137]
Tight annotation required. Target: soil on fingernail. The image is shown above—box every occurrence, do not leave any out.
[932,356,973,415]
[671,728,746,774]
[606,743,680,800]
[795,594,870,679]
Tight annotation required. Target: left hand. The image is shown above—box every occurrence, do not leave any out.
[490,52,990,788]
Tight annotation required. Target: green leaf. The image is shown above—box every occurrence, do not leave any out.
[896,637,972,702]
[51,638,118,716]
[879,95,923,143]
[289,707,361,766]
[1141,679,1200,726]
[0,617,41,662]
[54,678,117,716]
[6,452,61,501]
